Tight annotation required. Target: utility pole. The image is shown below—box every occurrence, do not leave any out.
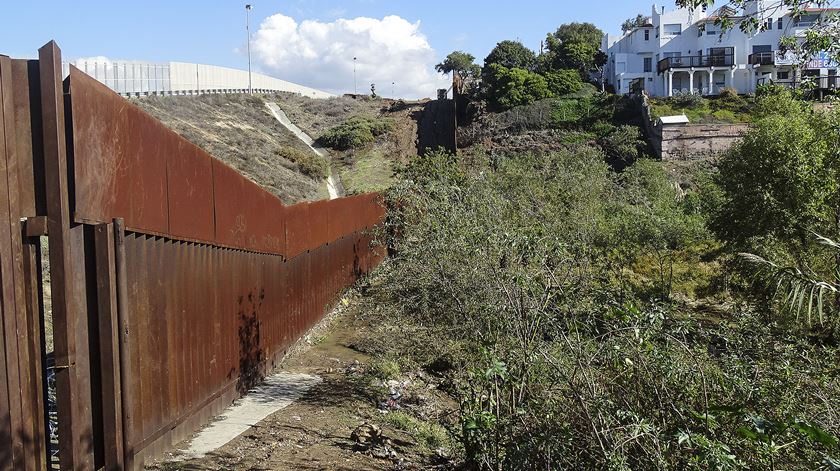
[246,4,253,94]
[353,57,358,95]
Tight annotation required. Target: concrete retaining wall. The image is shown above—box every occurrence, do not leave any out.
[659,123,749,160]
[633,93,749,161]
[63,59,333,99]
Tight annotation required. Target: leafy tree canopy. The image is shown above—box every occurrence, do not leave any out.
[483,40,537,71]
[544,23,607,75]
[436,51,481,80]
[622,14,651,33]
[483,64,553,111]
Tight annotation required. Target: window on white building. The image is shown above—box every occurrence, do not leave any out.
[663,24,682,36]
[777,17,783,29]
[765,18,773,30]
[795,14,819,27]
[777,71,790,80]
[644,57,652,72]
[645,29,650,40]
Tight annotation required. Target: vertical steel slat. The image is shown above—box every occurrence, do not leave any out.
[0,52,19,471]
[2,52,41,471]
[93,223,124,471]
[21,234,47,471]
[113,219,136,470]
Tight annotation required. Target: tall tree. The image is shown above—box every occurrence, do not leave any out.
[483,40,537,71]
[543,22,607,80]
[435,51,481,81]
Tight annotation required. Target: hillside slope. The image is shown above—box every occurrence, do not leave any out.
[274,94,425,194]
[137,93,426,201]
[136,94,327,204]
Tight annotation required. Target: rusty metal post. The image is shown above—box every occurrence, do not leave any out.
[94,222,124,470]
[39,40,94,469]
[113,218,134,470]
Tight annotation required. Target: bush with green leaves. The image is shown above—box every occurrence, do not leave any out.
[275,146,329,178]
[317,115,394,150]
[373,148,840,469]
[596,123,646,169]
[543,69,584,96]
[483,64,553,111]
[713,90,840,330]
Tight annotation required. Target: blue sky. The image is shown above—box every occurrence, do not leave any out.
[0,0,657,97]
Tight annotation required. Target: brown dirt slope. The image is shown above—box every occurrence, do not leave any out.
[136,94,326,204]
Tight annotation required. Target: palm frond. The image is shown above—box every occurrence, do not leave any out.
[739,236,840,327]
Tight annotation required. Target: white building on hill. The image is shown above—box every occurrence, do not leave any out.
[602,1,839,96]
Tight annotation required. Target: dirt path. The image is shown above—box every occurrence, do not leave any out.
[265,102,344,200]
[147,296,445,471]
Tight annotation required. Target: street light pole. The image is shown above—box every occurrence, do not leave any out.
[353,57,357,95]
[246,4,253,94]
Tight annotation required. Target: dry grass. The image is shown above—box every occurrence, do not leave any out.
[136,93,324,204]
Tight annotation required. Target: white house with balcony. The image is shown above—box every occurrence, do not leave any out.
[602,1,838,97]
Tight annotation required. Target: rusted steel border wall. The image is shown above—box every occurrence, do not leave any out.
[0,41,386,470]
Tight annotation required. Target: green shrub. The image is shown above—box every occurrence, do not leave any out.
[710,109,738,122]
[543,69,584,96]
[368,357,401,380]
[671,92,708,108]
[711,87,750,114]
[483,64,553,111]
[383,412,452,450]
[597,123,646,168]
[317,115,394,150]
[377,147,840,469]
[275,146,329,178]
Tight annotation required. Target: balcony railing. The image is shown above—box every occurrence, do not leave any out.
[749,52,775,66]
[658,54,735,73]
[757,76,840,90]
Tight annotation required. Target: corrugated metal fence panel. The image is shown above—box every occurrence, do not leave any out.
[120,230,379,463]
[284,202,311,259]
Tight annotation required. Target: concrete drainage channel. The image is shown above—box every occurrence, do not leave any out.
[172,372,322,460]
[264,102,344,200]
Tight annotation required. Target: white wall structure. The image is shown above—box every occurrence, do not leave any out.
[63,59,334,99]
[602,1,839,97]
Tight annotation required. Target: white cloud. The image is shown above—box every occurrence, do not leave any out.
[251,14,449,99]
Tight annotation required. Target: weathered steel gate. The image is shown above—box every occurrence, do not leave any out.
[0,41,385,470]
